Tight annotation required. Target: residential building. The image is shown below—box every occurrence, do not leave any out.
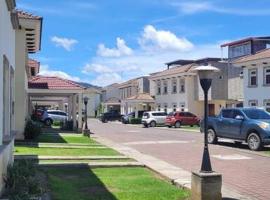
[221,37,270,107]
[14,10,42,139]
[101,83,121,112]
[149,58,241,117]
[0,0,19,194]
[119,76,154,115]
[233,48,270,111]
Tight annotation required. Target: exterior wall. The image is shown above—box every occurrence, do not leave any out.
[82,91,101,117]
[243,65,270,108]
[102,85,120,102]
[14,29,28,140]
[0,0,16,194]
[227,63,243,102]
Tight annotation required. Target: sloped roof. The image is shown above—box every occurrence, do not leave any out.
[150,63,194,79]
[17,10,42,20]
[28,76,85,90]
[126,93,154,101]
[221,36,270,47]
[233,49,270,64]
[105,97,121,104]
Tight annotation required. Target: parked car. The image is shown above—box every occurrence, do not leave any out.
[121,111,145,124]
[202,108,270,151]
[41,110,68,126]
[141,111,167,127]
[100,110,122,123]
[166,112,200,128]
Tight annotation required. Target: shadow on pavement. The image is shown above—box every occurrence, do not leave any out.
[214,141,270,152]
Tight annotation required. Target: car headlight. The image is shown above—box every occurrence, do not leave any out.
[259,122,270,129]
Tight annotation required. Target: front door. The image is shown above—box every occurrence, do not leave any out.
[208,104,215,116]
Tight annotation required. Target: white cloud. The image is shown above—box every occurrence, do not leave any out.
[90,73,122,86]
[82,64,113,74]
[139,25,194,51]
[39,64,81,82]
[97,37,133,57]
[51,36,78,51]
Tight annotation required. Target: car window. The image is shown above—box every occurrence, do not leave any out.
[178,112,184,116]
[168,112,175,116]
[222,110,233,118]
[243,109,270,119]
[143,113,150,118]
[58,112,67,116]
[232,110,243,119]
[186,112,194,117]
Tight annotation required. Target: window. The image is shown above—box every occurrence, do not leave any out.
[157,104,161,111]
[163,80,168,94]
[172,103,177,112]
[180,102,185,112]
[164,104,168,113]
[171,78,177,93]
[249,100,258,107]
[179,78,185,93]
[264,100,270,112]
[157,81,161,95]
[222,110,233,118]
[264,67,270,85]
[248,69,257,87]
[31,67,36,76]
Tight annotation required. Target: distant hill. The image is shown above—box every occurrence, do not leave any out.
[75,82,102,90]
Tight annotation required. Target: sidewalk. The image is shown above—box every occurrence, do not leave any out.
[94,135,255,200]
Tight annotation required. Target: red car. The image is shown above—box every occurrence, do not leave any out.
[165,112,200,128]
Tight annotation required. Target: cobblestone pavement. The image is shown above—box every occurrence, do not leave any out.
[89,119,270,200]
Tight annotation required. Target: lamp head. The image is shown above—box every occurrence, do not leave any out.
[83,96,89,104]
[192,65,220,80]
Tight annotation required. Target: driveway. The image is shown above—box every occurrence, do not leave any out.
[89,119,270,200]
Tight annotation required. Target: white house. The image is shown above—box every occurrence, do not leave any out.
[101,83,121,112]
[0,0,19,194]
[150,58,241,117]
[234,48,270,111]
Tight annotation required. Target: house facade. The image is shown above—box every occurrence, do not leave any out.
[14,10,42,140]
[0,0,19,194]
[101,83,121,112]
[119,76,154,115]
[233,48,270,111]
[149,58,241,117]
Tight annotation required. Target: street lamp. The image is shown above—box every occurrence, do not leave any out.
[83,96,90,135]
[192,65,220,173]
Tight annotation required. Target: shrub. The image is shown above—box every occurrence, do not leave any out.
[3,160,44,200]
[53,121,61,127]
[24,120,42,140]
[130,118,142,124]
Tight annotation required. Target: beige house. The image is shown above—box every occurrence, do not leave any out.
[150,58,241,117]
[119,76,154,116]
[101,83,121,112]
[14,10,42,140]
[0,0,20,194]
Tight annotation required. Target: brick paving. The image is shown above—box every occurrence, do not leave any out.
[89,119,270,200]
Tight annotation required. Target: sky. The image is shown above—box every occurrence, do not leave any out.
[17,0,270,86]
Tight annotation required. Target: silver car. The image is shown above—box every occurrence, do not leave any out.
[41,110,68,126]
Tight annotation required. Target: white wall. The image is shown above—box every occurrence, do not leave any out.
[82,91,101,117]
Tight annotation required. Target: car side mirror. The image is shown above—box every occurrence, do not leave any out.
[235,115,244,120]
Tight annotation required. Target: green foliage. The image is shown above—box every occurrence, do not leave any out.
[53,121,61,127]
[3,160,44,200]
[24,120,42,140]
[130,118,142,124]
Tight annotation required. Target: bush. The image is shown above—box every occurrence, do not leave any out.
[3,160,44,200]
[130,118,142,124]
[53,121,61,127]
[24,120,42,140]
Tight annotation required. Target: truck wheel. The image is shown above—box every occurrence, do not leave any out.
[150,121,156,127]
[247,133,262,151]
[207,128,217,144]
[175,121,181,128]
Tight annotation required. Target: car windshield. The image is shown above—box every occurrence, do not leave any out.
[243,109,270,120]
[168,112,175,116]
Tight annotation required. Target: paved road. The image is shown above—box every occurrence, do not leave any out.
[89,119,270,200]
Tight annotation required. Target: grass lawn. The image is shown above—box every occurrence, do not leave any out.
[180,125,200,131]
[33,134,97,144]
[14,146,119,156]
[45,166,190,200]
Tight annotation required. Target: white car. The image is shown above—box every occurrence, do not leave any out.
[141,111,167,127]
[41,110,68,126]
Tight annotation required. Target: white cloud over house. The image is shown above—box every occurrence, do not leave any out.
[97,37,133,57]
[139,25,194,52]
[51,36,78,51]
[39,64,81,82]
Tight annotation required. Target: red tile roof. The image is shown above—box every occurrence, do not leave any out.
[17,10,42,20]
[126,93,154,101]
[28,76,85,90]
[233,49,270,64]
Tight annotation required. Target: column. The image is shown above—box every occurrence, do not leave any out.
[72,94,77,130]
[78,93,83,131]
[68,96,72,120]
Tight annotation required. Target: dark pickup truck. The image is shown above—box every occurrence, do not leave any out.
[100,110,122,123]
[202,108,270,151]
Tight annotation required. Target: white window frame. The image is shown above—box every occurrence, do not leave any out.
[264,99,270,112]
[171,78,177,94]
[157,81,161,95]
[248,69,257,87]
[163,80,168,94]
[179,78,185,93]
[172,103,177,112]
[248,100,258,107]
[264,67,270,86]
[180,102,185,112]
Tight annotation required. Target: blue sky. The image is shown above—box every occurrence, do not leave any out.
[18,0,270,86]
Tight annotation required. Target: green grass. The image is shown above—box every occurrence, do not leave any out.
[14,146,119,156]
[45,166,190,200]
[180,125,200,131]
[33,134,97,144]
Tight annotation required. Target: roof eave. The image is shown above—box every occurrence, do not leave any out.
[5,0,16,11]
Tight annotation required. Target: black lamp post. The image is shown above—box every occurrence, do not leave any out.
[193,65,220,173]
[83,96,89,130]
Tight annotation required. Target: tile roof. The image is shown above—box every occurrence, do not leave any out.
[17,10,42,20]
[28,76,85,90]
[126,93,154,101]
[150,63,195,79]
[233,49,270,64]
